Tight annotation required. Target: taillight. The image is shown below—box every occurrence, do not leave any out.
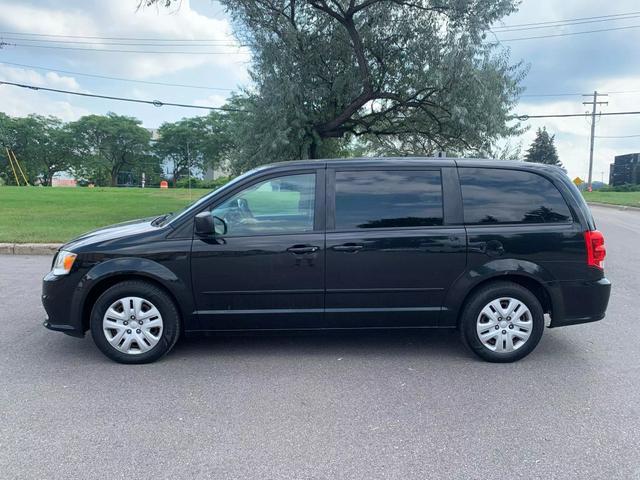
[584,230,606,269]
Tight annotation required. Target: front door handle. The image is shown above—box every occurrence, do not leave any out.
[475,240,505,256]
[332,243,364,253]
[287,245,319,254]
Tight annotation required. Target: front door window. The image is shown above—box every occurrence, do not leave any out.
[211,173,316,236]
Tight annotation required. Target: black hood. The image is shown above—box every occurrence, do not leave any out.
[62,217,162,251]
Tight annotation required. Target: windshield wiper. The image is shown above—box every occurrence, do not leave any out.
[151,213,172,226]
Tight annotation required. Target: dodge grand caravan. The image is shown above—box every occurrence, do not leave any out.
[42,158,611,364]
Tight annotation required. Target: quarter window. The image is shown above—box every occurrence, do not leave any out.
[211,173,316,236]
[459,168,572,225]
[334,170,443,230]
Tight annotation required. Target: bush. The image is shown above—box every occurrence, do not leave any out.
[174,176,232,190]
[599,183,640,192]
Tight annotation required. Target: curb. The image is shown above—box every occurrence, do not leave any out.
[0,243,62,255]
[587,202,640,212]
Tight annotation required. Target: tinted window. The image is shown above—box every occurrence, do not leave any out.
[335,170,443,229]
[211,173,315,236]
[459,168,572,225]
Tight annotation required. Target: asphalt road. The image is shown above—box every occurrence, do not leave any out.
[1,204,639,480]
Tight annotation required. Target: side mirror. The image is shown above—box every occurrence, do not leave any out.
[194,212,214,236]
[213,216,228,235]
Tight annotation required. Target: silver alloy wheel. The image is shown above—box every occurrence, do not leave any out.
[102,296,163,355]
[476,297,532,353]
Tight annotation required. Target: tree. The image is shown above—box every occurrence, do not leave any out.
[524,127,561,166]
[154,112,232,184]
[0,114,75,185]
[0,113,17,184]
[143,0,525,169]
[69,113,153,186]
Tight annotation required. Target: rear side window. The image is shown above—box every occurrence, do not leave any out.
[459,168,572,225]
[334,170,443,229]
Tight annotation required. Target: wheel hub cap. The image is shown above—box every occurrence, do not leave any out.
[102,296,163,355]
[476,297,532,353]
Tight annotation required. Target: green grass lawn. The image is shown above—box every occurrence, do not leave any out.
[0,186,211,243]
[582,191,640,208]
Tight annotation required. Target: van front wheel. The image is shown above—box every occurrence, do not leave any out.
[90,280,181,364]
[460,281,545,363]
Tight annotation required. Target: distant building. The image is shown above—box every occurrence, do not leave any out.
[52,178,77,188]
[609,153,640,186]
[204,162,231,181]
[146,128,160,141]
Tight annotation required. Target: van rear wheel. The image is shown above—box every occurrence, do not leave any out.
[90,280,181,364]
[460,281,544,362]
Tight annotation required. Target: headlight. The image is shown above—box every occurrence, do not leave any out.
[52,250,77,276]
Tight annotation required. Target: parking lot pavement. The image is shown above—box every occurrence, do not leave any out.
[1,204,639,480]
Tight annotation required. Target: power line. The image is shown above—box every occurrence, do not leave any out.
[595,134,640,138]
[520,92,583,98]
[493,13,640,33]
[520,89,640,97]
[2,42,250,55]
[0,36,242,47]
[493,11,640,30]
[0,61,235,91]
[4,79,640,122]
[516,111,640,119]
[605,89,640,94]
[5,11,640,38]
[0,31,235,42]
[495,23,640,42]
[0,80,246,112]
[5,60,640,100]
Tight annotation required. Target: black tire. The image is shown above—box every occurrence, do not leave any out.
[90,280,181,364]
[460,281,544,363]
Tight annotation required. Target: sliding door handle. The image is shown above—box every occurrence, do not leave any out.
[287,245,320,254]
[332,243,364,253]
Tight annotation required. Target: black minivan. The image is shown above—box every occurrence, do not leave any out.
[42,158,611,364]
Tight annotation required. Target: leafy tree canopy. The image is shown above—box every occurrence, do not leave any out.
[68,113,153,186]
[0,114,75,186]
[154,112,233,183]
[143,0,526,168]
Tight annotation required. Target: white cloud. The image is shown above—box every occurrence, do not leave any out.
[0,87,90,121]
[0,64,82,90]
[0,3,97,36]
[0,64,90,120]
[0,0,250,82]
[193,93,227,108]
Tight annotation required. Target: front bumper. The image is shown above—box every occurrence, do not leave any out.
[43,319,83,337]
[549,276,611,328]
[41,271,85,338]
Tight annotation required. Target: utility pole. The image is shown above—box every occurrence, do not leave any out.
[186,140,192,201]
[582,91,608,191]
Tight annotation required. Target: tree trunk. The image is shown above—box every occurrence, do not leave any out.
[308,138,319,159]
[110,167,118,186]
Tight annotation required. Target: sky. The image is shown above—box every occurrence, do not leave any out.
[0,0,639,181]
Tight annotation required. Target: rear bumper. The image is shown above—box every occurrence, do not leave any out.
[549,277,611,328]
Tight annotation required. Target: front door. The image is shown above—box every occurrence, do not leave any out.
[325,167,466,327]
[191,170,325,331]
